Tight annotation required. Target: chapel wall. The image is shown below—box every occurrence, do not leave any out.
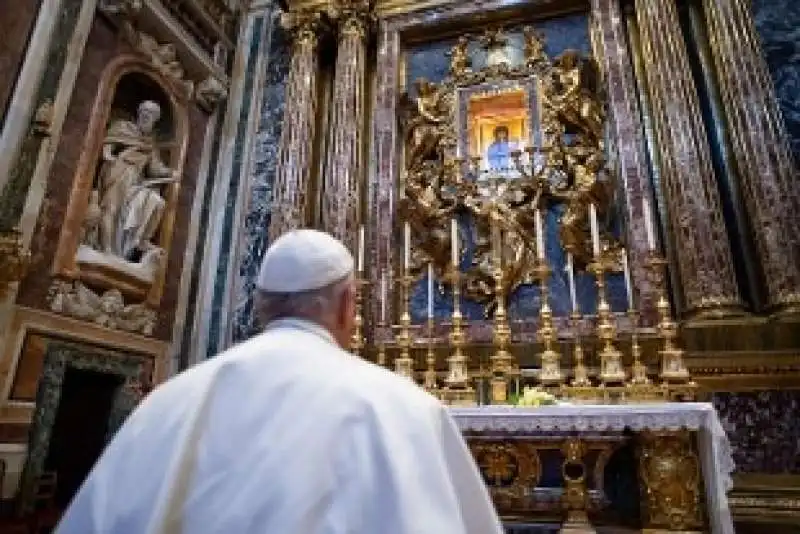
[0,0,239,509]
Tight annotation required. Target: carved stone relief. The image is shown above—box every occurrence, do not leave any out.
[195,76,228,112]
[123,27,195,97]
[47,280,156,336]
[100,1,229,113]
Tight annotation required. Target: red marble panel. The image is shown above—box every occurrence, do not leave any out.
[0,0,42,123]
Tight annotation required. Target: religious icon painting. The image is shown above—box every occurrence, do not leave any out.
[459,82,541,180]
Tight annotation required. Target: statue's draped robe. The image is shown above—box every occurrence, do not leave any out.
[54,319,504,534]
[100,120,171,259]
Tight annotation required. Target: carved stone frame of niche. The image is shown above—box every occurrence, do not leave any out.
[52,55,190,307]
[16,339,148,513]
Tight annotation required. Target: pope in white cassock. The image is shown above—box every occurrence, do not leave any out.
[54,229,504,534]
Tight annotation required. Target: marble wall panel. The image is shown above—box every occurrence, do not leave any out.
[231,27,290,343]
[0,0,83,230]
[205,15,267,355]
[0,0,43,125]
[14,16,208,342]
[752,0,800,165]
[713,390,800,474]
[403,13,628,322]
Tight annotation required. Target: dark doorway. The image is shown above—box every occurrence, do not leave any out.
[44,367,124,508]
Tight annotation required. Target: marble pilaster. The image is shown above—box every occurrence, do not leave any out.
[703,0,800,312]
[267,10,322,242]
[634,0,742,317]
[367,24,399,337]
[322,1,370,249]
[589,0,660,323]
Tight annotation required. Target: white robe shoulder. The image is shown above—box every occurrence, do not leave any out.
[55,322,503,534]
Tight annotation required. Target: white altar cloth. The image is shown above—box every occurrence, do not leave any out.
[449,402,735,534]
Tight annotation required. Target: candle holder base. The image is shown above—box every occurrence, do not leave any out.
[394,356,415,381]
[559,385,601,404]
[489,376,509,404]
[560,511,596,534]
[624,383,669,403]
[440,386,477,406]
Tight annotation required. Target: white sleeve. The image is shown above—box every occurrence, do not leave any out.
[323,402,503,534]
[437,406,505,534]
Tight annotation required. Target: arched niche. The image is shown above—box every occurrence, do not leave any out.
[53,56,190,309]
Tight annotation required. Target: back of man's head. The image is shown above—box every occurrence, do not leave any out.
[254,230,355,348]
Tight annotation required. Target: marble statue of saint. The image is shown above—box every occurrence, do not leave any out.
[97,100,179,262]
[486,126,514,171]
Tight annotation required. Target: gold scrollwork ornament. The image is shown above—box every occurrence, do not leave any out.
[398,29,618,314]
[638,430,704,531]
[0,229,30,297]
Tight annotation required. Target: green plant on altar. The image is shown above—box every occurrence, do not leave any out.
[515,386,558,407]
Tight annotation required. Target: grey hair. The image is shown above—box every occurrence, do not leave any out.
[253,275,352,329]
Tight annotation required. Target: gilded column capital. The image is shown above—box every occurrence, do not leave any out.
[279,9,326,47]
[327,0,374,41]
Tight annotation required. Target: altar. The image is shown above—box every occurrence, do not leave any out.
[451,403,735,534]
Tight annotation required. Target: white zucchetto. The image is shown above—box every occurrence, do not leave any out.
[256,229,354,293]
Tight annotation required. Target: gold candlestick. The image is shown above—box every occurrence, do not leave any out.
[569,311,591,387]
[350,278,367,357]
[489,269,515,404]
[627,309,650,385]
[423,318,438,393]
[645,254,692,386]
[533,261,563,386]
[560,310,598,404]
[394,272,415,381]
[589,258,626,385]
[441,266,475,405]
[377,335,387,367]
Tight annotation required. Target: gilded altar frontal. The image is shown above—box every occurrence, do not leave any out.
[0,0,798,530]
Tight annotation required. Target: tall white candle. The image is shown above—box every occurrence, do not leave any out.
[534,209,545,260]
[643,198,656,251]
[451,219,458,267]
[403,222,410,270]
[380,270,387,324]
[427,263,434,319]
[622,250,634,310]
[566,253,577,313]
[357,225,365,273]
[589,203,601,258]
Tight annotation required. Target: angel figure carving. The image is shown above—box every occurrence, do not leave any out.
[400,79,451,169]
[545,50,604,142]
[448,36,472,76]
[97,100,180,264]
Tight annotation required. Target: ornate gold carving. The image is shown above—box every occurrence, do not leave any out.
[0,229,31,297]
[279,9,325,47]
[469,440,542,509]
[327,0,373,38]
[560,438,596,533]
[398,30,617,312]
[195,76,228,113]
[47,280,156,336]
[448,36,471,78]
[637,430,704,531]
[32,100,54,137]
